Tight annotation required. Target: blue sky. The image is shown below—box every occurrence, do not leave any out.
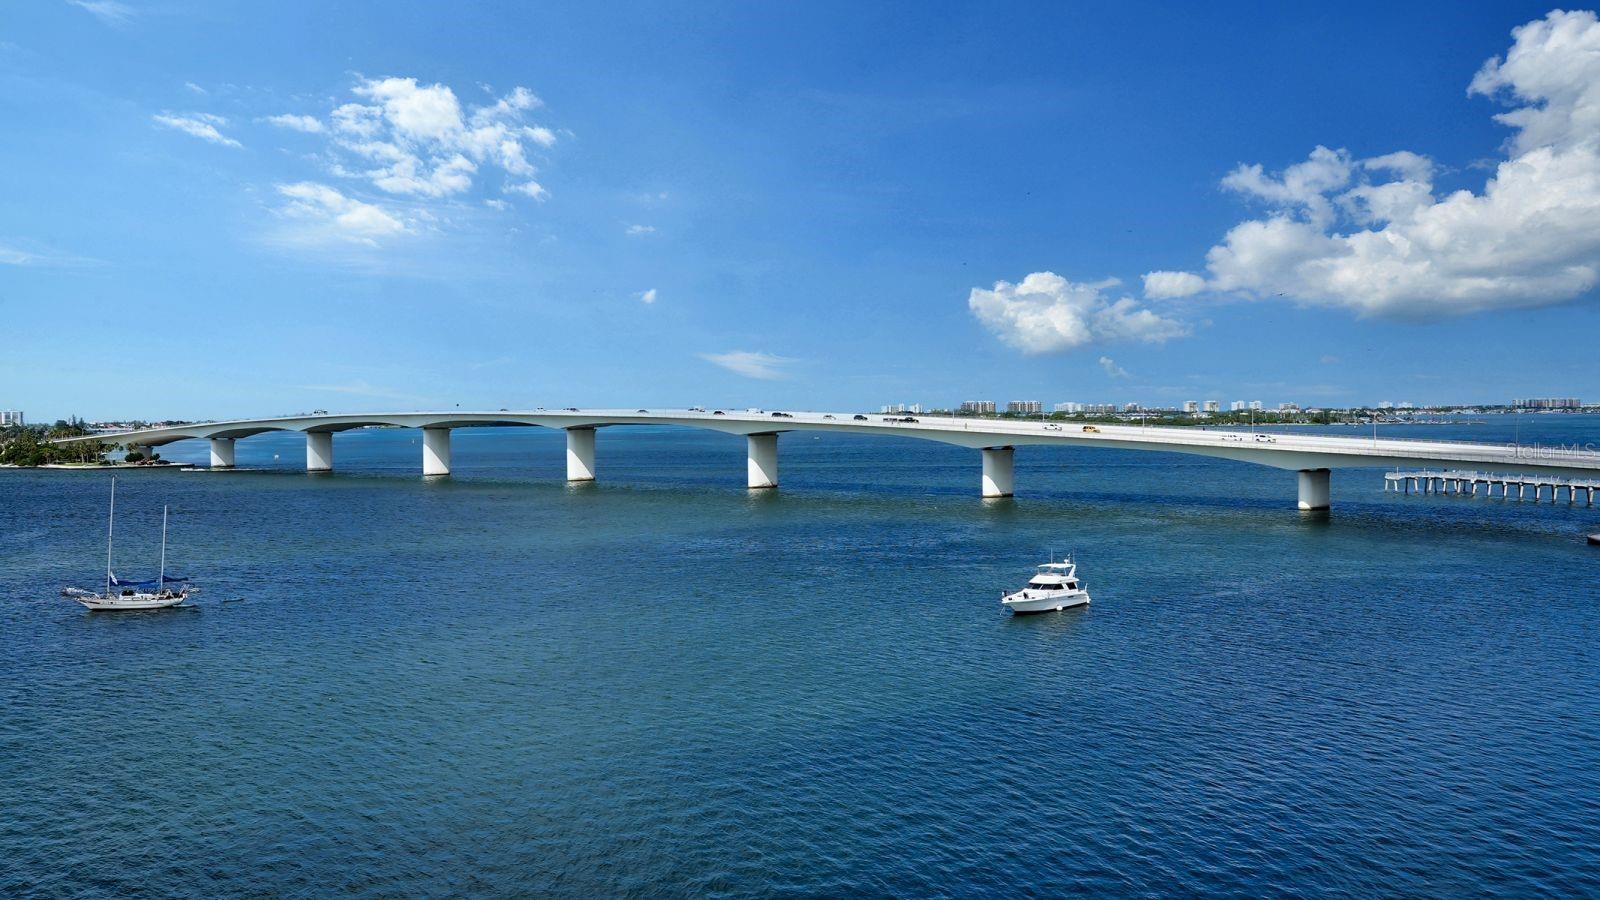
[4,0,1599,420]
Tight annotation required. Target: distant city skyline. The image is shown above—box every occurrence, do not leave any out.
[4,3,1600,421]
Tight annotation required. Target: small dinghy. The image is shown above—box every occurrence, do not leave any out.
[62,478,198,611]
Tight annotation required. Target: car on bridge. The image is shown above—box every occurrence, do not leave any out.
[771,411,793,418]
[1082,425,1100,433]
[853,415,868,421]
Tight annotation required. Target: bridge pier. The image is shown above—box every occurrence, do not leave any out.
[422,427,451,476]
[208,438,235,469]
[566,427,596,481]
[747,433,778,489]
[306,432,333,472]
[982,446,1015,498]
[1297,468,1331,511]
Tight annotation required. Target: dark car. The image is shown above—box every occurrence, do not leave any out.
[771,411,792,418]
[637,409,648,413]
[564,407,579,412]
[823,414,835,419]
[713,410,726,415]
[853,414,868,421]
[901,416,919,423]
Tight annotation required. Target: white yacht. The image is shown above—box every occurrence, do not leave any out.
[1001,557,1090,614]
[62,478,196,611]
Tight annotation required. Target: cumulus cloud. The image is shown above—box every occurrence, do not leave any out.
[506,180,548,201]
[275,182,408,246]
[1099,356,1129,378]
[636,288,657,304]
[152,112,241,148]
[263,113,325,134]
[626,224,656,235]
[968,272,1188,354]
[309,76,560,201]
[1142,270,1206,299]
[1159,10,1600,319]
[700,350,795,380]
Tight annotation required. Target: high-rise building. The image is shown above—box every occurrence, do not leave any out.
[1123,402,1141,412]
[959,401,996,415]
[1279,402,1301,412]
[1006,401,1042,415]
[1053,402,1083,413]
[0,410,23,427]
[1514,397,1582,409]
[1248,400,1263,411]
[1230,400,1246,412]
[1183,401,1199,414]
[880,403,923,414]
[1084,403,1116,415]
[1203,400,1220,413]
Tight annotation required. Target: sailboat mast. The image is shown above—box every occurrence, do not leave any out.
[106,476,116,595]
[159,504,168,590]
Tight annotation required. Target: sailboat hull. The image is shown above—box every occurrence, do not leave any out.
[75,593,188,610]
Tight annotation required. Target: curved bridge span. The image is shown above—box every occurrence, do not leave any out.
[54,408,1600,510]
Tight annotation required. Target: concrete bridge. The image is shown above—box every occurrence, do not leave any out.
[52,408,1600,510]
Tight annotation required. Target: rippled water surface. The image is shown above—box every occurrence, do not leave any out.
[4,416,1599,896]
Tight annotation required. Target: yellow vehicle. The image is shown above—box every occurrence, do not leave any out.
[1082,425,1100,433]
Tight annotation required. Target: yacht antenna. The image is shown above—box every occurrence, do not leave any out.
[159,504,168,592]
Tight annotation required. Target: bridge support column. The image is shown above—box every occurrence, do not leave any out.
[981,446,1015,498]
[1297,468,1331,511]
[566,427,596,481]
[422,427,451,476]
[208,438,235,469]
[747,433,778,489]
[306,432,333,472]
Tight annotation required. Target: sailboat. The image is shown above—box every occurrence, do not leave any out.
[62,477,197,610]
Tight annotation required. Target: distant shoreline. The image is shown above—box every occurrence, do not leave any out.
[2,461,181,471]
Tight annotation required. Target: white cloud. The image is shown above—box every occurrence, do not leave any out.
[700,350,795,380]
[184,81,207,96]
[507,180,548,201]
[275,182,408,246]
[1142,270,1205,299]
[1098,356,1129,378]
[67,0,132,25]
[968,272,1188,354]
[323,76,560,202]
[263,113,325,134]
[625,224,656,235]
[636,288,657,304]
[152,112,242,148]
[484,198,510,211]
[1167,10,1600,319]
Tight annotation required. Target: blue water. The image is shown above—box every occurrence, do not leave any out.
[4,415,1599,895]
